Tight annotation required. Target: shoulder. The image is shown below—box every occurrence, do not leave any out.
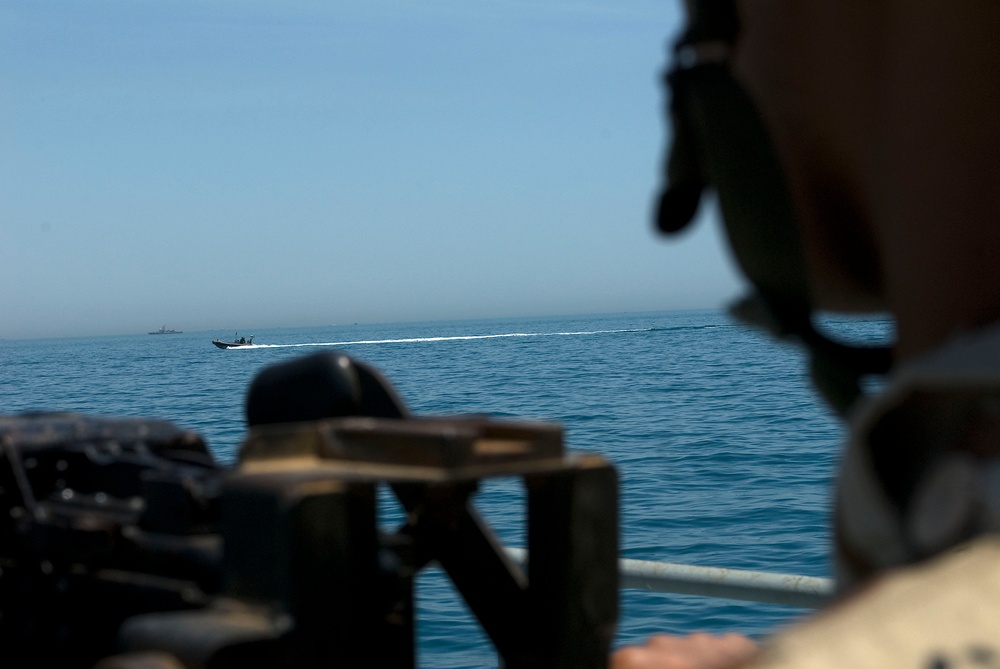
[752,536,1000,668]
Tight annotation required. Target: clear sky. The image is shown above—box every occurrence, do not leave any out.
[0,1,743,340]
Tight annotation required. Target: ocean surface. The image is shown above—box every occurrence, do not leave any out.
[0,309,894,667]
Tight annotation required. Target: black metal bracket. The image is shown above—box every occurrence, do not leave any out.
[115,416,618,669]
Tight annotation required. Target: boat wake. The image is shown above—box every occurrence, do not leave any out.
[245,328,652,350]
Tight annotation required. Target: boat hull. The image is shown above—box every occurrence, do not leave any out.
[212,339,253,349]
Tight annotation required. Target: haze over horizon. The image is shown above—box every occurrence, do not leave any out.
[1,1,744,341]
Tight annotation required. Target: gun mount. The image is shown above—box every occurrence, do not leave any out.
[0,352,618,668]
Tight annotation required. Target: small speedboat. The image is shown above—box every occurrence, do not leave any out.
[212,335,254,349]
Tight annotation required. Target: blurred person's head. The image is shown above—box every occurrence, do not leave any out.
[658,1,1000,392]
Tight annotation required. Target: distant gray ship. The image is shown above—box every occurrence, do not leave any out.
[149,325,182,335]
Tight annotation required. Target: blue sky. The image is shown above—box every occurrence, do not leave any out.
[0,1,743,340]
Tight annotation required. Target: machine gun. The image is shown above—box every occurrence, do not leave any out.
[0,352,618,668]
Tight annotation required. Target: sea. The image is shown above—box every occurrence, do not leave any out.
[0,309,894,667]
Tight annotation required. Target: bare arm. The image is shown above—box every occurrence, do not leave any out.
[612,632,758,669]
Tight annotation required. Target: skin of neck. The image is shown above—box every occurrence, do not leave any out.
[733,1,1000,363]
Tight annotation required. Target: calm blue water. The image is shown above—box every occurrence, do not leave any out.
[0,309,893,667]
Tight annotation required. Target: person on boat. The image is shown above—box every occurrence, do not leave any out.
[240,336,246,345]
[613,1,1000,667]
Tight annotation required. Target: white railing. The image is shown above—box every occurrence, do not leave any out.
[503,548,834,609]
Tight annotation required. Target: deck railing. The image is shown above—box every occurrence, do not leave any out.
[503,548,834,610]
